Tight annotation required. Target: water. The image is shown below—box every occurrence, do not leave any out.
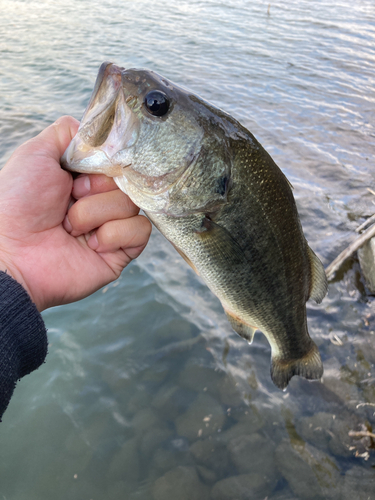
[1,0,375,498]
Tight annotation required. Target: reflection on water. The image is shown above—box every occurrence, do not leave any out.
[0,0,375,498]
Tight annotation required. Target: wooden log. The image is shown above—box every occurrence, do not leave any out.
[326,222,375,278]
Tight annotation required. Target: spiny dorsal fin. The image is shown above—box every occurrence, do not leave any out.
[225,310,256,344]
[307,246,328,304]
[271,341,323,390]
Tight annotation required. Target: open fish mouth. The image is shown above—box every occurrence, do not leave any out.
[61,62,139,177]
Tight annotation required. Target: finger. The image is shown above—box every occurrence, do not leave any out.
[50,115,80,159]
[72,174,118,199]
[87,215,152,258]
[65,189,140,236]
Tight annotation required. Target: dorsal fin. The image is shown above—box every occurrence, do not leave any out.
[307,246,328,304]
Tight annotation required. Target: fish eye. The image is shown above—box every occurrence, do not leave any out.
[144,90,170,117]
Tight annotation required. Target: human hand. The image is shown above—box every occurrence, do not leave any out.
[0,116,151,311]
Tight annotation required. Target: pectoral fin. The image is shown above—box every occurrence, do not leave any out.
[171,243,200,275]
[307,246,328,304]
[194,217,256,342]
[225,310,257,344]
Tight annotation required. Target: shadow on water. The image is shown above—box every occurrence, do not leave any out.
[0,0,375,498]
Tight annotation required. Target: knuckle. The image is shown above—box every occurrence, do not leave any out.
[125,215,152,247]
[138,215,152,237]
[68,199,91,232]
[98,220,121,245]
[96,215,152,251]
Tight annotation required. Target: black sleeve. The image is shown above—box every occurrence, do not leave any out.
[0,271,48,421]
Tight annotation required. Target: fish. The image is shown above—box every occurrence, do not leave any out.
[61,62,328,389]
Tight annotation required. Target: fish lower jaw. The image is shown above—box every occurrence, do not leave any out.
[62,151,130,178]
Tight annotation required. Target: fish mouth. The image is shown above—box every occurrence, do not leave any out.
[61,62,139,177]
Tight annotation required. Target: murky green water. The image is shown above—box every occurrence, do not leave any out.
[1,0,375,498]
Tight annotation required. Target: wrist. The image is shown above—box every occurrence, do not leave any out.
[0,261,36,309]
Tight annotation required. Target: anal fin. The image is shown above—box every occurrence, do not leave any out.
[271,341,323,390]
[225,310,257,344]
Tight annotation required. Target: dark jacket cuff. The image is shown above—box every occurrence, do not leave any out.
[0,271,48,419]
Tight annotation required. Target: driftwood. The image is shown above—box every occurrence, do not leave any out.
[355,213,375,233]
[326,220,375,279]
[348,430,375,440]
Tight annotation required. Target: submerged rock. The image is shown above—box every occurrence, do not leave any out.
[216,420,263,445]
[295,412,353,458]
[341,465,375,500]
[267,491,299,500]
[230,405,264,431]
[190,438,230,475]
[127,388,153,415]
[107,437,140,483]
[107,480,133,500]
[329,417,356,457]
[211,473,276,500]
[295,412,333,449]
[175,393,225,441]
[196,464,217,484]
[152,465,209,500]
[228,433,280,485]
[151,446,193,475]
[275,440,341,499]
[178,361,226,397]
[322,360,361,407]
[132,407,162,435]
[140,427,173,457]
[152,383,196,420]
[218,374,244,407]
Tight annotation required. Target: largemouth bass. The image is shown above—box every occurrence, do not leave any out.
[61,62,328,389]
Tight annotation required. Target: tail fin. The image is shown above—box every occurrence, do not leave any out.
[270,342,323,390]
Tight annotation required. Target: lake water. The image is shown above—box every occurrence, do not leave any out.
[1,0,375,498]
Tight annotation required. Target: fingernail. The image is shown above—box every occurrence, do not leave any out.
[73,175,90,197]
[87,232,99,250]
[63,215,72,233]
